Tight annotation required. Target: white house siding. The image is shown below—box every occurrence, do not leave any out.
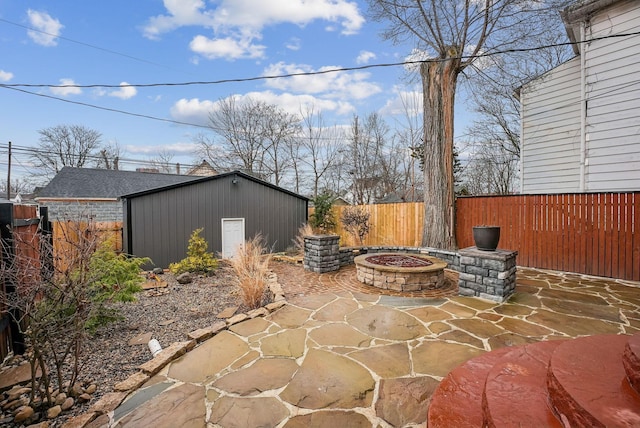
[521,0,640,193]
[583,0,640,191]
[521,57,582,193]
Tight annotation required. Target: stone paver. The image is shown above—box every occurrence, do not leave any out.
[107,264,640,427]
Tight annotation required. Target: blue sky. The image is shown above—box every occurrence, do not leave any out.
[0,0,476,182]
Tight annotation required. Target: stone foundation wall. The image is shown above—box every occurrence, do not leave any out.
[339,246,459,271]
[356,265,444,292]
[303,235,340,273]
[458,247,518,302]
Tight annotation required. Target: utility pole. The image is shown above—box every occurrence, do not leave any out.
[7,141,11,200]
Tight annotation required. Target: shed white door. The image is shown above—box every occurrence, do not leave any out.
[221,218,245,258]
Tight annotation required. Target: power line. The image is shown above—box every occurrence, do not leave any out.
[1,144,203,170]
[0,17,191,76]
[2,31,639,90]
[0,86,211,130]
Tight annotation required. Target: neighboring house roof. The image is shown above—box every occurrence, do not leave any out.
[186,160,218,177]
[36,167,200,199]
[121,170,309,201]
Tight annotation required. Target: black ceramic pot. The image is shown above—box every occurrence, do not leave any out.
[472,226,500,251]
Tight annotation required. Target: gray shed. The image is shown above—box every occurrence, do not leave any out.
[122,171,308,268]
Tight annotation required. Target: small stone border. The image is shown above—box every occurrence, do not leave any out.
[60,274,287,428]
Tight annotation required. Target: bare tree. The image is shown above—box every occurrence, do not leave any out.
[1,177,35,196]
[149,150,176,174]
[95,140,121,170]
[32,124,102,177]
[367,0,570,249]
[347,113,397,204]
[261,104,301,187]
[198,96,301,185]
[298,106,342,198]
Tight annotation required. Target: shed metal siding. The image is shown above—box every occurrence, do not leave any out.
[125,174,307,268]
[521,57,582,193]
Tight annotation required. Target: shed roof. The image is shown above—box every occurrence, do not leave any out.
[121,170,309,201]
[37,167,200,199]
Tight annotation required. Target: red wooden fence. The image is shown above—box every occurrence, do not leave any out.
[456,192,640,281]
[0,203,45,361]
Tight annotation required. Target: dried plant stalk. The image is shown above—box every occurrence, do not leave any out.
[229,234,273,309]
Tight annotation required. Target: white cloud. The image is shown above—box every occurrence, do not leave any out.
[189,34,266,60]
[50,78,82,96]
[125,141,200,155]
[170,92,354,125]
[404,48,432,73]
[143,0,364,60]
[379,86,423,116]
[285,37,301,51]
[170,98,217,125]
[263,62,382,100]
[26,10,63,47]
[239,91,355,115]
[108,82,137,100]
[0,70,14,81]
[142,0,215,40]
[356,50,376,65]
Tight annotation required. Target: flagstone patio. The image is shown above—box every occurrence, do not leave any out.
[98,264,639,427]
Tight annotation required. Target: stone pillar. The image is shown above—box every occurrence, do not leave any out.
[458,247,518,302]
[303,235,340,273]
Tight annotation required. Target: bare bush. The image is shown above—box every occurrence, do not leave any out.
[228,235,272,310]
[0,218,147,408]
[340,206,371,245]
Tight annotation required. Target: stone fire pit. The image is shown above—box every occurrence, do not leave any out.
[354,253,448,292]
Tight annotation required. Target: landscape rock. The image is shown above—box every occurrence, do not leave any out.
[89,392,127,415]
[176,273,192,284]
[114,372,149,392]
[78,393,92,402]
[14,405,34,423]
[55,393,67,405]
[7,387,31,401]
[70,383,83,397]
[139,340,196,376]
[152,268,164,275]
[47,405,62,419]
[26,421,50,428]
[60,412,97,428]
[85,384,97,395]
[0,363,41,391]
[61,397,74,411]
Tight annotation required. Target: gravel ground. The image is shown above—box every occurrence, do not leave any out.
[1,262,249,427]
[84,263,243,394]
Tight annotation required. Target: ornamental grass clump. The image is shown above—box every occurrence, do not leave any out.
[229,234,272,310]
[291,222,314,254]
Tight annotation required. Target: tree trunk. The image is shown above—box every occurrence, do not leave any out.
[421,56,460,250]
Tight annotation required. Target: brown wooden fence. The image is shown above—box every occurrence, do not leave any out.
[0,203,47,361]
[325,203,425,247]
[51,221,123,272]
[319,192,639,281]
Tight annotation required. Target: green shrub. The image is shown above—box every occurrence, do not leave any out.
[86,240,150,332]
[310,193,336,233]
[169,228,218,274]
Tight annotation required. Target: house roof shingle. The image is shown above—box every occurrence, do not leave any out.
[36,167,200,199]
